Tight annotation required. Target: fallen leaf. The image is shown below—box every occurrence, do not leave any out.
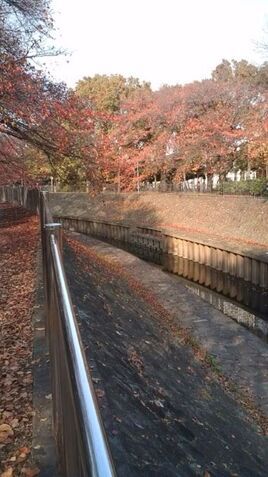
[1,468,13,477]
[21,467,40,477]
[19,447,31,455]
[95,388,105,399]
[0,424,14,443]
[17,452,27,462]
[10,419,19,428]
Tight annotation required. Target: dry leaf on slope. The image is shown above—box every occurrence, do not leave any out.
[0,424,14,443]
[21,467,40,477]
[0,468,13,477]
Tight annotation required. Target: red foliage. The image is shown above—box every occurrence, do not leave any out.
[103,79,267,189]
[0,59,104,184]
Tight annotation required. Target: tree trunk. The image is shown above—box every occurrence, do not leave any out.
[117,166,121,193]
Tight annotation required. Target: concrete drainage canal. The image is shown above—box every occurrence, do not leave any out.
[55,215,268,342]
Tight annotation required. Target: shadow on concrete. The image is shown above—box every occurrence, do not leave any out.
[63,237,268,477]
[48,192,160,227]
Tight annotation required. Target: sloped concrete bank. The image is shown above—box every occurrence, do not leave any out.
[54,215,268,339]
[49,191,268,246]
[64,233,268,476]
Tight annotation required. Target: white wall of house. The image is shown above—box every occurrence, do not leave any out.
[226,169,256,181]
[179,170,257,191]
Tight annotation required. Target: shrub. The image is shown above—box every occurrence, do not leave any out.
[216,179,268,196]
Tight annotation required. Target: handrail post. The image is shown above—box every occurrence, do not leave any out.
[44,223,63,253]
[43,223,63,336]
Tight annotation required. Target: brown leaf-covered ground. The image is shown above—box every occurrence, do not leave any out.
[0,205,39,477]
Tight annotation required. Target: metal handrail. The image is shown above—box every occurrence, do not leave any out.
[50,235,115,476]
[39,191,116,476]
[1,186,116,476]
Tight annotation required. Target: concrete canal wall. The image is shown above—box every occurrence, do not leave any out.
[54,215,268,336]
[49,192,268,247]
[49,191,268,337]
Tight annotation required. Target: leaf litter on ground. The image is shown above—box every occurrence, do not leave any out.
[0,207,39,476]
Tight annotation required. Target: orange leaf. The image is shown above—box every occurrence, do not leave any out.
[1,468,13,477]
[21,467,40,477]
[0,424,14,443]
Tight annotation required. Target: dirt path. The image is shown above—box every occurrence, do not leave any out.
[0,205,39,477]
[64,235,268,477]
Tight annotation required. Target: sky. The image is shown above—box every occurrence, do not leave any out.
[44,0,268,90]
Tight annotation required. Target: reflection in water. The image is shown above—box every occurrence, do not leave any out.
[162,255,268,341]
[163,255,268,317]
[74,232,268,341]
[184,280,268,342]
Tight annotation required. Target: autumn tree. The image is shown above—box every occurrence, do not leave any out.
[102,60,267,191]
[212,58,268,89]
[212,59,233,82]
[0,0,104,186]
[0,136,31,184]
[0,0,55,60]
[76,74,151,114]
[74,75,151,190]
[0,0,56,181]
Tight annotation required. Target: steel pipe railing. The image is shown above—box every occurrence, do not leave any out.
[1,186,116,477]
[40,191,116,477]
[49,233,115,476]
